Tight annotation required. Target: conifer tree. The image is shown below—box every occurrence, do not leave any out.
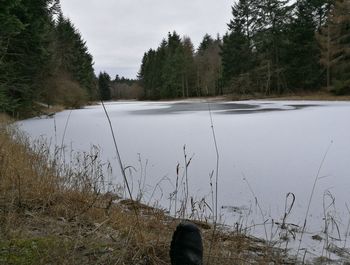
[254,0,293,94]
[221,0,258,93]
[283,0,323,90]
[98,72,111,100]
[161,31,183,98]
[0,0,58,113]
[318,0,350,94]
[138,32,196,99]
[195,35,222,96]
[0,0,25,112]
[182,37,196,97]
[54,14,96,99]
[0,0,95,113]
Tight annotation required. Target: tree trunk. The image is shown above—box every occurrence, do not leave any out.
[327,25,331,89]
[182,74,185,98]
[186,76,189,97]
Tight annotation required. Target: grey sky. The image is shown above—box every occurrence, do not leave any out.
[60,0,233,79]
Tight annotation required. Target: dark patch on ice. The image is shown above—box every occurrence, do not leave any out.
[287,104,320,109]
[220,108,288,114]
[130,102,322,115]
[130,102,254,115]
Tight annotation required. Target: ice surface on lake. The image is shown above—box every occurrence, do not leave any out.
[18,100,350,262]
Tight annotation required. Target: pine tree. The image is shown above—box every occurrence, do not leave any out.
[309,0,334,29]
[0,0,94,113]
[283,0,323,90]
[54,14,96,100]
[197,34,213,53]
[0,0,25,112]
[221,0,258,93]
[221,31,250,92]
[139,31,196,99]
[0,0,58,113]
[138,49,158,98]
[195,35,222,96]
[161,31,183,98]
[182,37,196,97]
[318,0,350,94]
[254,0,293,94]
[98,72,111,100]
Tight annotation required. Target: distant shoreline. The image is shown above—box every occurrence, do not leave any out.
[112,91,350,103]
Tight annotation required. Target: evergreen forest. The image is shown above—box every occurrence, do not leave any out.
[1,0,349,114]
[138,0,350,99]
[0,0,96,116]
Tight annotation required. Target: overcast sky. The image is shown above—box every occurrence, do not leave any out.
[60,0,233,79]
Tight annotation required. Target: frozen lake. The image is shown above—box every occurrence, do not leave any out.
[18,100,350,262]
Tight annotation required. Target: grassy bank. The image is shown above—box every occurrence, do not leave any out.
[0,114,294,264]
[224,91,350,102]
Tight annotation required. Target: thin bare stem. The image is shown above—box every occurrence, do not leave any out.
[206,102,220,265]
[101,102,131,197]
[296,141,333,258]
[53,116,57,145]
[344,203,350,248]
[208,103,219,223]
[243,175,269,242]
[59,109,73,164]
[183,145,189,219]
[60,109,72,150]
[100,100,143,240]
[175,162,180,218]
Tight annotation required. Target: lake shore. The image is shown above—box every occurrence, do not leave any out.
[126,91,350,103]
[219,91,350,102]
[5,97,350,264]
[0,115,294,264]
[30,91,350,118]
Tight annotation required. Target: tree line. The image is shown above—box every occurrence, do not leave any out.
[97,72,142,100]
[1,0,349,112]
[138,0,350,99]
[0,0,96,115]
[138,32,222,99]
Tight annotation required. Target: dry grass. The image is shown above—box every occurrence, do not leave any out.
[0,114,292,264]
[220,90,350,102]
[264,91,350,101]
